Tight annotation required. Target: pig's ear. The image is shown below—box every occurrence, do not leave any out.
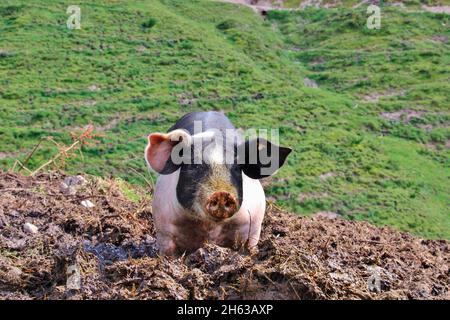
[145,129,191,174]
[237,138,292,179]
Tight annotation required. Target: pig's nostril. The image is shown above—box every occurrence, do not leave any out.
[224,200,234,210]
[209,201,218,210]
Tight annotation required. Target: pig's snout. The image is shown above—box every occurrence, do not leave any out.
[205,191,238,219]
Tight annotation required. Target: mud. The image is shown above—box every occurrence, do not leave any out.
[0,172,448,300]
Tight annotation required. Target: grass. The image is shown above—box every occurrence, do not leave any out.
[0,0,448,239]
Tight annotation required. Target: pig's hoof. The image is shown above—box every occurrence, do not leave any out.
[205,191,237,219]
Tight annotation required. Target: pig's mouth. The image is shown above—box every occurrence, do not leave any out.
[204,191,238,220]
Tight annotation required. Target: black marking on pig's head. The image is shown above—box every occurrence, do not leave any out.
[176,163,210,209]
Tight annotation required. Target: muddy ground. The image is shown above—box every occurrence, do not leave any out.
[0,172,448,300]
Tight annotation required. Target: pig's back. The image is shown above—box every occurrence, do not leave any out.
[168,111,236,135]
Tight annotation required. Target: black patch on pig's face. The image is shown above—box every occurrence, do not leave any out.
[176,164,210,210]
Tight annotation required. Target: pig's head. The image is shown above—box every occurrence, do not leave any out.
[145,129,291,221]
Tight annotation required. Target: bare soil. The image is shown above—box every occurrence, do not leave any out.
[380,109,424,123]
[422,5,450,14]
[0,172,448,300]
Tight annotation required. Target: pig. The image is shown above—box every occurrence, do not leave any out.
[145,111,291,256]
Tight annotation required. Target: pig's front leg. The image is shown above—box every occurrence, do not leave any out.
[238,175,266,250]
[156,231,177,256]
[219,176,266,252]
[246,219,263,248]
[240,208,264,253]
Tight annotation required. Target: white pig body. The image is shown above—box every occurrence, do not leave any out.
[153,169,266,255]
[145,111,291,256]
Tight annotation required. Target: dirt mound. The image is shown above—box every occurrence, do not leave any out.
[0,172,448,300]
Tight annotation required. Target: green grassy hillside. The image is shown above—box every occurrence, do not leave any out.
[0,0,448,239]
